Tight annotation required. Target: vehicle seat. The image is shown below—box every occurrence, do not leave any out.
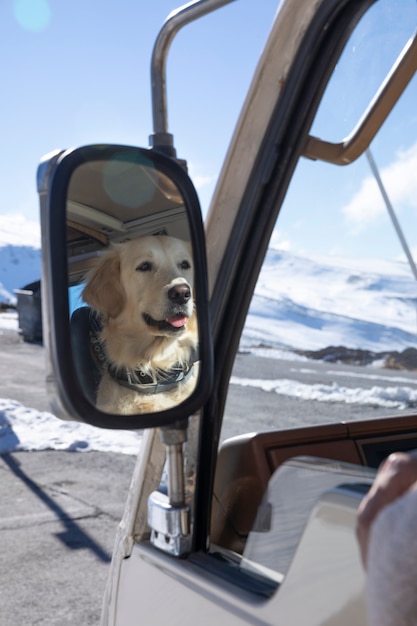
[70,306,104,405]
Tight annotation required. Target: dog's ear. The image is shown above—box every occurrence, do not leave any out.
[82,248,125,318]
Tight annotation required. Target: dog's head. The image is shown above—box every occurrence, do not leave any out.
[82,235,195,339]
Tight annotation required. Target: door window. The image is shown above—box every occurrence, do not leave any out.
[221,0,417,443]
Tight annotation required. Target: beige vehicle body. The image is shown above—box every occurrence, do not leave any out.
[38,0,417,624]
[101,0,417,623]
[104,450,373,625]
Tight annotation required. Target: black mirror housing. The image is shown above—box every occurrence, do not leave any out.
[37,144,213,429]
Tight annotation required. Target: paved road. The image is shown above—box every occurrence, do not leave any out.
[1,328,416,623]
[0,450,135,626]
[222,350,417,441]
[0,328,50,413]
[0,329,135,625]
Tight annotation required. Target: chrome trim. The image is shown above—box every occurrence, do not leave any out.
[302,32,417,164]
[149,0,236,154]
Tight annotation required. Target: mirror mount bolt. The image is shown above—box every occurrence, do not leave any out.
[149,132,188,171]
[149,131,176,156]
[150,0,234,172]
[148,420,192,556]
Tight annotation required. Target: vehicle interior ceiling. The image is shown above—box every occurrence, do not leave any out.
[66,160,190,287]
[211,26,417,559]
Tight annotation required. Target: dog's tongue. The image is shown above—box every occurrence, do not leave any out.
[166,315,188,328]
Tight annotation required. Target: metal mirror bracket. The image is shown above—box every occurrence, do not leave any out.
[148,421,192,556]
[146,0,235,557]
[302,31,417,165]
[149,0,235,157]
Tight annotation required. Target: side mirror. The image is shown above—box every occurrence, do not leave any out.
[37,144,213,429]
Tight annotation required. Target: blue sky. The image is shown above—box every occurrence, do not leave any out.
[273,0,417,262]
[1,0,417,264]
[0,0,278,240]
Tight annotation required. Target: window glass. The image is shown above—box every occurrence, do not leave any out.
[221,0,417,444]
[311,1,417,142]
[240,457,375,581]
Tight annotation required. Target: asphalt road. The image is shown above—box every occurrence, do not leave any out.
[0,328,135,626]
[222,349,417,441]
[0,327,50,413]
[1,327,416,623]
[0,450,135,626]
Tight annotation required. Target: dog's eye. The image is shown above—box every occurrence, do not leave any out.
[136,261,152,272]
[179,260,191,270]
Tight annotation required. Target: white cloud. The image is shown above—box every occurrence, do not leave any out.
[186,163,217,217]
[270,228,291,251]
[186,162,215,191]
[192,174,215,190]
[0,214,41,248]
[342,141,417,229]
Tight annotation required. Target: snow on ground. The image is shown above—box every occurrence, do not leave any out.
[0,398,142,456]
[0,311,142,455]
[1,243,417,454]
[231,376,417,411]
[0,311,21,330]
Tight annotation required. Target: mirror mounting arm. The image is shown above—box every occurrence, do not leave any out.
[161,421,188,506]
[148,420,192,557]
[149,0,236,159]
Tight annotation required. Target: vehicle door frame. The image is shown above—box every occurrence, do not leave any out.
[195,0,376,551]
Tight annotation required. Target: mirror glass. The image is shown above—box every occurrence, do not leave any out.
[66,151,199,415]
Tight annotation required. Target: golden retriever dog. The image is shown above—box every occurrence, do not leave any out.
[82,235,198,414]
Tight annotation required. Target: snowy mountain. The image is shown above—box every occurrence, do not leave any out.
[243,248,417,354]
[0,215,41,304]
[0,244,41,304]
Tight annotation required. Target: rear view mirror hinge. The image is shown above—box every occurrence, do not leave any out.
[147,421,192,556]
[149,0,235,162]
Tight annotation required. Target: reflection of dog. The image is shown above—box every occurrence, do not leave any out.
[82,235,198,414]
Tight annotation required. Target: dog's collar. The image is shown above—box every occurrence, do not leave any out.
[107,358,197,395]
[87,311,198,395]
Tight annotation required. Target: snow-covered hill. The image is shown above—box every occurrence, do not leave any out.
[0,244,41,304]
[0,215,41,304]
[243,248,417,353]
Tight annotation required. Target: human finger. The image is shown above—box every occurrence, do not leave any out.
[356,451,417,568]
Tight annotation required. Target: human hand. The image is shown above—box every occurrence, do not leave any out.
[356,450,417,568]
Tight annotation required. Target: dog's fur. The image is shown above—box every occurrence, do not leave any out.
[82,235,198,414]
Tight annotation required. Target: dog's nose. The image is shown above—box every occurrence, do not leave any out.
[168,283,191,304]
